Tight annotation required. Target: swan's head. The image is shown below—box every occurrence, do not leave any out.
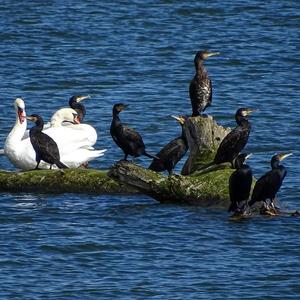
[50,108,80,127]
[14,98,26,124]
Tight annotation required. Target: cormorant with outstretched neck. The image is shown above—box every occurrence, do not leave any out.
[189,50,219,116]
[214,108,257,166]
[228,153,253,213]
[110,103,156,161]
[248,152,292,210]
[27,114,68,169]
[149,115,188,175]
[69,95,90,122]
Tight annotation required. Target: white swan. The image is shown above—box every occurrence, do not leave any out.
[4,98,106,170]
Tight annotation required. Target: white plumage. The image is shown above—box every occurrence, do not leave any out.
[4,98,106,170]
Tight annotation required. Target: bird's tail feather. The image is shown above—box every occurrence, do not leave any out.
[144,152,159,160]
[55,161,69,169]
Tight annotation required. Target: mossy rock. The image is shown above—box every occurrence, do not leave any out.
[0,168,135,194]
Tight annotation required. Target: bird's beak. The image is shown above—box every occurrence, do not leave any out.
[171,115,185,124]
[245,153,253,160]
[244,108,259,116]
[278,152,293,161]
[205,52,220,58]
[76,95,91,102]
[18,107,26,124]
[26,115,35,122]
[122,104,129,110]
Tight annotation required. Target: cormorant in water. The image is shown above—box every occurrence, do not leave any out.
[189,50,220,117]
[228,153,253,213]
[27,114,68,169]
[248,152,292,211]
[110,103,156,161]
[149,115,188,175]
[214,108,257,166]
[69,95,90,123]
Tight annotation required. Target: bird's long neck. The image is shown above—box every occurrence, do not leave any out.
[271,160,280,170]
[50,114,63,127]
[31,120,44,134]
[271,161,286,180]
[112,112,122,129]
[180,125,188,144]
[195,60,207,79]
[234,158,243,169]
[5,109,27,144]
[236,115,250,128]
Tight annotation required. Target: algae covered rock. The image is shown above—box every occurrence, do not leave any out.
[181,115,231,175]
[109,160,233,207]
[0,168,135,194]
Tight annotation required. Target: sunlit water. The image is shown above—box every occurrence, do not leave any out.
[0,1,299,299]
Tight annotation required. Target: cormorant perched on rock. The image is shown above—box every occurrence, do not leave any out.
[149,115,188,175]
[27,114,68,169]
[189,50,220,116]
[228,153,253,213]
[214,108,257,166]
[248,152,292,213]
[110,103,156,161]
[69,95,90,122]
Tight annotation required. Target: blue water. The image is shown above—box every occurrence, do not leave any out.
[0,1,300,299]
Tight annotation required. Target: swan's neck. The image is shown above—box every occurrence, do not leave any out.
[7,117,27,143]
[50,116,62,127]
[5,113,27,160]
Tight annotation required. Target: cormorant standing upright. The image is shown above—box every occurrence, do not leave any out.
[110,103,156,161]
[149,115,188,175]
[214,108,257,166]
[228,153,253,213]
[248,152,292,210]
[69,95,90,123]
[189,50,219,116]
[27,114,68,169]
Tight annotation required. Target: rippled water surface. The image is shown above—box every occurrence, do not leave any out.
[0,1,299,299]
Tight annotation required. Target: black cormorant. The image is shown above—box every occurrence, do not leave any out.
[189,50,220,116]
[27,114,68,169]
[110,103,156,161]
[228,153,253,213]
[248,152,292,210]
[214,108,257,165]
[69,95,90,122]
[149,115,188,175]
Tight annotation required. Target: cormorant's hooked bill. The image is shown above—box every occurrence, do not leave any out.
[26,115,39,122]
[69,95,91,103]
[171,115,186,125]
[195,51,220,60]
[276,152,293,161]
[239,108,259,117]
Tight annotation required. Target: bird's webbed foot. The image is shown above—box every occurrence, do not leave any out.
[239,203,252,216]
[260,201,279,216]
[79,162,89,168]
[230,204,252,220]
[168,172,182,179]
